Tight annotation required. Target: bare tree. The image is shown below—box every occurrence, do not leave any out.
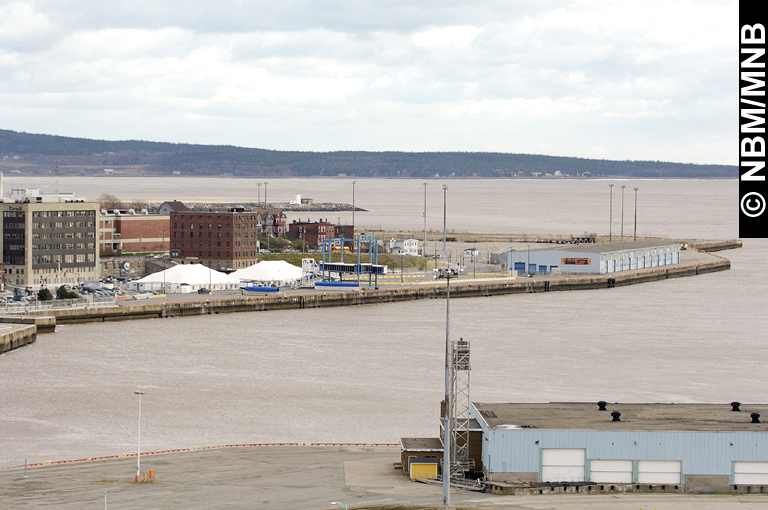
[98,193,123,210]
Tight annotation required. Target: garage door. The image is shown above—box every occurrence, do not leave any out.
[590,460,633,483]
[734,462,768,485]
[542,449,585,482]
[638,460,681,484]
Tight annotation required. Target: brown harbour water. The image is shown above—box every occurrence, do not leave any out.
[1,176,764,463]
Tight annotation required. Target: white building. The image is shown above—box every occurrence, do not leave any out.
[389,238,419,256]
[504,241,681,275]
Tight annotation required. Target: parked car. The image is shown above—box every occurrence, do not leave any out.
[197,288,210,294]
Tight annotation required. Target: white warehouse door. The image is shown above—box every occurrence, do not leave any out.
[590,460,633,483]
[734,462,768,485]
[541,449,585,482]
[637,460,681,484]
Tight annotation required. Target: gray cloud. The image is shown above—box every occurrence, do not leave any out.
[0,0,739,164]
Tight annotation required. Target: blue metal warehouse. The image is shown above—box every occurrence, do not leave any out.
[470,402,768,492]
[504,241,681,275]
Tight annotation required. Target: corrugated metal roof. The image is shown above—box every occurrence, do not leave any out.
[515,241,680,254]
[473,402,768,432]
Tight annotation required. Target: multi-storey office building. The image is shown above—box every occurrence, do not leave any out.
[1,200,100,289]
[170,208,262,271]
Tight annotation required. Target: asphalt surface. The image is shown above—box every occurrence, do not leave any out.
[1,446,766,510]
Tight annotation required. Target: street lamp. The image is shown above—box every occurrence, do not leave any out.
[608,184,614,242]
[256,182,261,206]
[620,184,626,242]
[352,180,357,230]
[442,185,448,259]
[434,265,460,507]
[633,187,639,241]
[264,182,268,208]
[134,391,145,482]
[423,182,427,258]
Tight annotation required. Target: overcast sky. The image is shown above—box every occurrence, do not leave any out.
[0,0,737,164]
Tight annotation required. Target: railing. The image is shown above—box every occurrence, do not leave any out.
[0,297,118,313]
[0,459,29,477]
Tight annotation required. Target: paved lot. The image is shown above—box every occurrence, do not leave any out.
[1,446,766,509]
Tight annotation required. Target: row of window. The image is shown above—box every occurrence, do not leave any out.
[34,231,93,239]
[175,231,229,238]
[33,221,95,228]
[31,210,95,217]
[174,251,259,259]
[33,243,95,251]
[33,254,94,264]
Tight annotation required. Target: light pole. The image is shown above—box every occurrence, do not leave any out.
[442,185,448,259]
[608,184,614,242]
[423,182,427,258]
[633,187,639,241]
[264,182,268,208]
[620,184,626,242]
[527,245,530,276]
[434,266,459,506]
[257,182,261,207]
[352,180,356,231]
[134,391,145,482]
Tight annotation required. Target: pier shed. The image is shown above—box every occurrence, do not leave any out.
[504,241,681,275]
[471,402,768,493]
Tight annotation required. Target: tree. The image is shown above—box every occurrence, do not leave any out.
[56,285,78,300]
[98,193,123,210]
[37,287,53,301]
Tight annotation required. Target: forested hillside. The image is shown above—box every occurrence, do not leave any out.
[0,129,734,178]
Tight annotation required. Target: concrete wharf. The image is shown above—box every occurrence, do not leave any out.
[4,247,730,327]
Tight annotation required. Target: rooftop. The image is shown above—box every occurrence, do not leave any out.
[473,402,768,432]
[517,241,681,254]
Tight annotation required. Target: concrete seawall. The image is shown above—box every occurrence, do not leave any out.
[0,324,37,354]
[28,255,730,325]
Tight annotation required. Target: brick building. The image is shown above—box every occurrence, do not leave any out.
[170,208,262,271]
[99,211,170,255]
[287,218,335,248]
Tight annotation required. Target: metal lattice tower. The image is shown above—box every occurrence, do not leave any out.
[450,337,473,475]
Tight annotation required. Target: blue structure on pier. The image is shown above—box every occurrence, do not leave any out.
[319,234,387,289]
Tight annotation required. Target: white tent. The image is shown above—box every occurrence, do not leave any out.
[230,260,303,287]
[134,264,240,293]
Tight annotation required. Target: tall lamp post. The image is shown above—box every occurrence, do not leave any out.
[434,266,459,506]
[620,184,626,242]
[134,391,145,482]
[352,180,357,230]
[442,185,448,259]
[257,182,262,206]
[633,187,639,241]
[608,184,614,242]
[264,182,268,208]
[423,182,427,258]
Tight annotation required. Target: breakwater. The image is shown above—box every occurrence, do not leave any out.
[27,255,730,325]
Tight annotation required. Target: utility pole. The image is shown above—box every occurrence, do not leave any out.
[352,181,357,231]
[633,187,639,241]
[423,182,427,258]
[434,266,459,506]
[442,185,448,259]
[609,183,614,242]
[134,391,145,482]
[620,184,626,242]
